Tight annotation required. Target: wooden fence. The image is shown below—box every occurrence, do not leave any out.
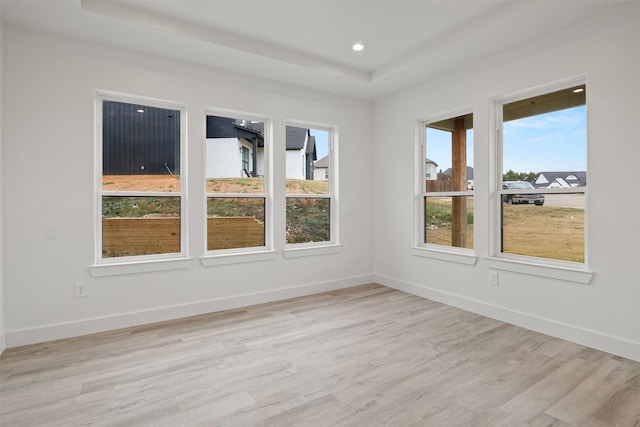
[427,178,454,192]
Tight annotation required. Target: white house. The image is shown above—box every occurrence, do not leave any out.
[425,158,438,180]
[205,118,316,180]
[285,126,316,180]
[534,171,587,188]
[205,117,266,178]
[314,155,329,181]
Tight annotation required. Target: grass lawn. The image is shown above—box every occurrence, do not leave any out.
[502,204,584,262]
[425,197,584,262]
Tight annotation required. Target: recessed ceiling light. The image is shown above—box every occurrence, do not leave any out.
[137,109,145,113]
[352,42,364,52]
[573,88,584,93]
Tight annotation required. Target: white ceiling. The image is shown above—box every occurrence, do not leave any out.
[0,0,626,100]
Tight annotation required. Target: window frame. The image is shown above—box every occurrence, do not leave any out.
[202,108,274,262]
[413,109,477,265]
[490,77,593,281]
[93,90,189,268]
[283,121,340,256]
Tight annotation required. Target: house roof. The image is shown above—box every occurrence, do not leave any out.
[443,166,474,180]
[285,126,309,151]
[207,119,316,154]
[315,155,329,168]
[237,120,264,135]
[426,158,438,167]
[206,116,265,146]
[535,171,587,187]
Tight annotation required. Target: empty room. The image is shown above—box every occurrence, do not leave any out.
[0,1,639,425]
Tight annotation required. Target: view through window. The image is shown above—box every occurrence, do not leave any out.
[285,125,332,244]
[499,83,587,263]
[100,98,184,259]
[423,113,474,249]
[205,114,267,251]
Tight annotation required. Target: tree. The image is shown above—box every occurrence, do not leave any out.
[503,169,538,182]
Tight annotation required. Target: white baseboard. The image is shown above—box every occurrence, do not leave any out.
[375,273,640,363]
[5,274,374,348]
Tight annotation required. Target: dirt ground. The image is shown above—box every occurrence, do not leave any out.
[102,175,264,193]
[102,175,326,194]
[103,175,181,192]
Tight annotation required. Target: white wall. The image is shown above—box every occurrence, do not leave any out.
[285,149,305,180]
[373,3,640,361]
[205,138,241,178]
[2,25,374,346]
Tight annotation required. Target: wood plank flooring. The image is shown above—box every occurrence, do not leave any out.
[1,284,639,426]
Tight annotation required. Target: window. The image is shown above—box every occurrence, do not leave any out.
[97,94,186,262]
[205,113,269,252]
[419,113,474,249]
[285,124,334,245]
[497,82,586,264]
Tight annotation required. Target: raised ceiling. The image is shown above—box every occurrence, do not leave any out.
[0,0,625,100]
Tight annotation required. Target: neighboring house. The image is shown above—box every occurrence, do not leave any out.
[442,166,474,190]
[205,116,265,178]
[425,158,438,180]
[206,118,317,180]
[314,155,329,181]
[534,171,587,188]
[102,101,181,175]
[285,126,317,180]
[442,166,474,181]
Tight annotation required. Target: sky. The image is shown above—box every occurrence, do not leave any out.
[426,128,474,174]
[426,106,587,174]
[310,129,329,160]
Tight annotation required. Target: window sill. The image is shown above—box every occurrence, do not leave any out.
[411,246,477,266]
[89,258,194,277]
[283,244,343,258]
[485,256,593,284]
[201,249,278,267]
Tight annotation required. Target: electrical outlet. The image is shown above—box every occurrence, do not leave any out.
[489,271,499,286]
[75,282,87,298]
[45,226,57,240]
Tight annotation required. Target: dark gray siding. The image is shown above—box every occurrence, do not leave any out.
[103,101,180,175]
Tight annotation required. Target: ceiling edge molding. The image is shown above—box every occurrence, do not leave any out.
[79,0,371,83]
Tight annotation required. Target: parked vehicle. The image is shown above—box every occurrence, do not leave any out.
[502,181,544,206]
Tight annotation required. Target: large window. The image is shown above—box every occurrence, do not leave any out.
[497,82,587,263]
[419,113,474,249]
[205,113,269,252]
[285,124,334,245]
[97,94,186,261]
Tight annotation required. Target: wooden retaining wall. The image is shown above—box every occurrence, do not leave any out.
[207,217,265,250]
[102,217,264,257]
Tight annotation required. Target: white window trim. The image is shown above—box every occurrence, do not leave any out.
[201,108,274,266]
[93,90,189,273]
[414,108,476,265]
[89,258,194,277]
[490,76,592,281]
[284,121,339,254]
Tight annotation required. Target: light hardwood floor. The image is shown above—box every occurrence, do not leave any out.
[1,284,639,426]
